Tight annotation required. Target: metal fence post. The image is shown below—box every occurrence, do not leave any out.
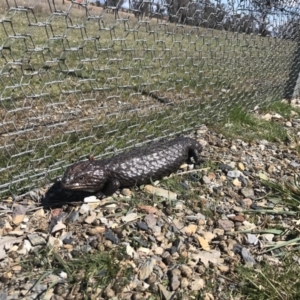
[284,40,300,101]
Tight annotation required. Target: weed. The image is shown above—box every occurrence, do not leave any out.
[21,245,133,297]
[232,256,300,300]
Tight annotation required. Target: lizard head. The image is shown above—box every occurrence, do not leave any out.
[61,160,106,193]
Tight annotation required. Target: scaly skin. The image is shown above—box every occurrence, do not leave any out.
[61,136,202,197]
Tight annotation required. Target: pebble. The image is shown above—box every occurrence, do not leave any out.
[11,265,22,272]
[179,265,193,278]
[262,113,272,120]
[202,175,211,184]
[43,288,54,300]
[191,250,221,267]
[121,188,132,196]
[181,277,189,289]
[7,230,24,236]
[122,213,139,222]
[232,178,241,187]
[27,234,46,246]
[240,198,253,208]
[237,162,245,171]
[184,224,198,235]
[154,247,164,255]
[241,187,255,198]
[218,265,229,272]
[144,185,177,200]
[217,220,234,231]
[241,247,256,265]
[103,288,115,298]
[79,204,90,215]
[200,231,215,242]
[258,144,265,151]
[247,234,259,245]
[213,228,224,236]
[51,222,66,234]
[158,283,174,300]
[227,170,241,178]
[171,275,180,291]
[12,215,25,225]
[85,214,96,224]
[137,247,151,254]
[48,236,63,248]
[167,246,178,255]
[33,208,45,217]
[290,161,300,168]
[88,226,106,235]
[104,230,119,244]
[139,258,155,280]
[65,211,79,223]
[137,222,149,231]
[196,235,210,251]
[144,214,157,228]
[262,234,274,242]
[0,292,7,300]
[83,195,99,203]
[257,172,269,180]
[190,278,205,291]
[17,239,31,255]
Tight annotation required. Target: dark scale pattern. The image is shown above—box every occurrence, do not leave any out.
[61,137,202,197]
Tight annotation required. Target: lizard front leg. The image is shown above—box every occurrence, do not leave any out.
[101,178,121,197]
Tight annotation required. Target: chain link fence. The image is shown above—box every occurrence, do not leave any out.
[0,0,299,197]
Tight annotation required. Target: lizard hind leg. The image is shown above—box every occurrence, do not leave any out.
[188,145,202,164]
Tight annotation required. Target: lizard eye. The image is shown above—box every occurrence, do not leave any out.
[78,176,84,181]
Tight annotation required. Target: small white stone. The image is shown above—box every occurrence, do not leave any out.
[17,239,32,255]
[154,247,164,255]
[122,213,139,223]
[79,204,90,214]
[262,113,272,121]
[59,271,68,279]
[190,278,205,291]
[137,247,151,254]
[48,236,63,248]
[273,113,283,119]
[51,222,66,234]
[187,164,194,170]
[262,234,274,242]
[84,195,100,203]
[259,144,265,151]
[144,185,177,200]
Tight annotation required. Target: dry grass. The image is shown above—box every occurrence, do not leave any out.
[0,0,297,195]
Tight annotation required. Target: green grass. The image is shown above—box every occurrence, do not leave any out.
[211,105,289,143]
[260,100,300,119]
[230,256,300,300]
[261,175,300,213]
[21,245,134,299]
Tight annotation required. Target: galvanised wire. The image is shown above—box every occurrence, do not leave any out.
[0,0,299,197]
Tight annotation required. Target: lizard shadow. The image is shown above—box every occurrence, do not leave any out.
[41,180,96,209]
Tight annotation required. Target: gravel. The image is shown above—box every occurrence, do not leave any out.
[1,107,300,299]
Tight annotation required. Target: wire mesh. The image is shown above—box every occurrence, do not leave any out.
[0,0,299,197]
